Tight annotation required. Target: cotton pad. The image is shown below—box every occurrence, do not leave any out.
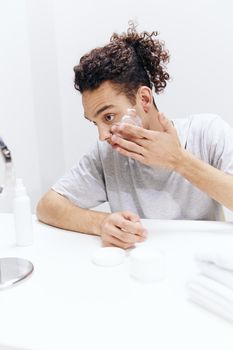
[120,114,142,126]
[92,247,126,267]
[120,108,142,127]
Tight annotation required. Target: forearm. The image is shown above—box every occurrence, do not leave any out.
[36,190,108,236]
[176,149,233,211]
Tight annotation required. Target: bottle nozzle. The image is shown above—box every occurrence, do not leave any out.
[15,178,27,196]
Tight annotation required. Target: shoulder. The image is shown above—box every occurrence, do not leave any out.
[188,113,224,129]
[173,113,222,131]
[187,113,233,142]
[172,113,233,158]
[173,113,227,143]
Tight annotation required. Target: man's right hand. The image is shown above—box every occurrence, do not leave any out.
[100,211,147,249]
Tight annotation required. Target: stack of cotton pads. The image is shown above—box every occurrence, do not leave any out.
[129,246,165,282]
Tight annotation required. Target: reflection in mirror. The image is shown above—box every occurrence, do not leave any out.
[0,149,5,194]
[0,136,15,212]
[0,137,12,194]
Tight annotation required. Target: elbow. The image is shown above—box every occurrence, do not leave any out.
[36,190,66,227]
[36,190,55,224]
[36,196,48,223]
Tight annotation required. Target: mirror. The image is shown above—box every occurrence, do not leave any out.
[0,257,34,290]
[0,137,34,289]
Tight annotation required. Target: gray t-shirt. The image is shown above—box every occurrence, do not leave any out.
[52,114,233,220]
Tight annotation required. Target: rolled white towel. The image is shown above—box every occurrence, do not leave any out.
[196,261,233,290]
[187,274,233,324]
[195,250,233,272]
[194,249,233,290]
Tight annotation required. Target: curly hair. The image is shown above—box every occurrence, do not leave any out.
[74,22,170,103]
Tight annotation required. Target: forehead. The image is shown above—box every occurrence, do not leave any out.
[82,81,130,118]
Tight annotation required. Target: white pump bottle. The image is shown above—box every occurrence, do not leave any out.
[13,178,33,246]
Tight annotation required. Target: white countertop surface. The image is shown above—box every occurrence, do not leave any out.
[0,214,233,350]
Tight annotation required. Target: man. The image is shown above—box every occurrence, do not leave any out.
[37,24,233,249]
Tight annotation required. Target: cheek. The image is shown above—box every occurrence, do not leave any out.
[134,105,148,128]
[140,114,151,129]
[113,114,124,124]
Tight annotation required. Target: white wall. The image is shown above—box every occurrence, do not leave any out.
[1,0,233,219]
[0,0,65,211]
[0,0,41,211]
[26,0,65,196]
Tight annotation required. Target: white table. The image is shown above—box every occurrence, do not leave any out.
[0,213,233,350]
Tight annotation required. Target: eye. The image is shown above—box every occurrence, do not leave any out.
[104,114,114,122]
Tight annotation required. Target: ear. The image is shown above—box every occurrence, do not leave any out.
[137,86,153,112]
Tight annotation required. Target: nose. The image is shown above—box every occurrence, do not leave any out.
[98,125,112,141]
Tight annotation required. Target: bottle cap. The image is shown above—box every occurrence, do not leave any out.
[15,178,27,196]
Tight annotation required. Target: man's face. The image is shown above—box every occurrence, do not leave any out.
[82,81,143,146]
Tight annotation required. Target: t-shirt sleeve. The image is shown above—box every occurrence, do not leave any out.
[204,115,233,174]
[51,143,107,208]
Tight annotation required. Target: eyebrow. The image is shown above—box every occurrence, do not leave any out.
[94,104,115,118]
[84,104,115,121]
